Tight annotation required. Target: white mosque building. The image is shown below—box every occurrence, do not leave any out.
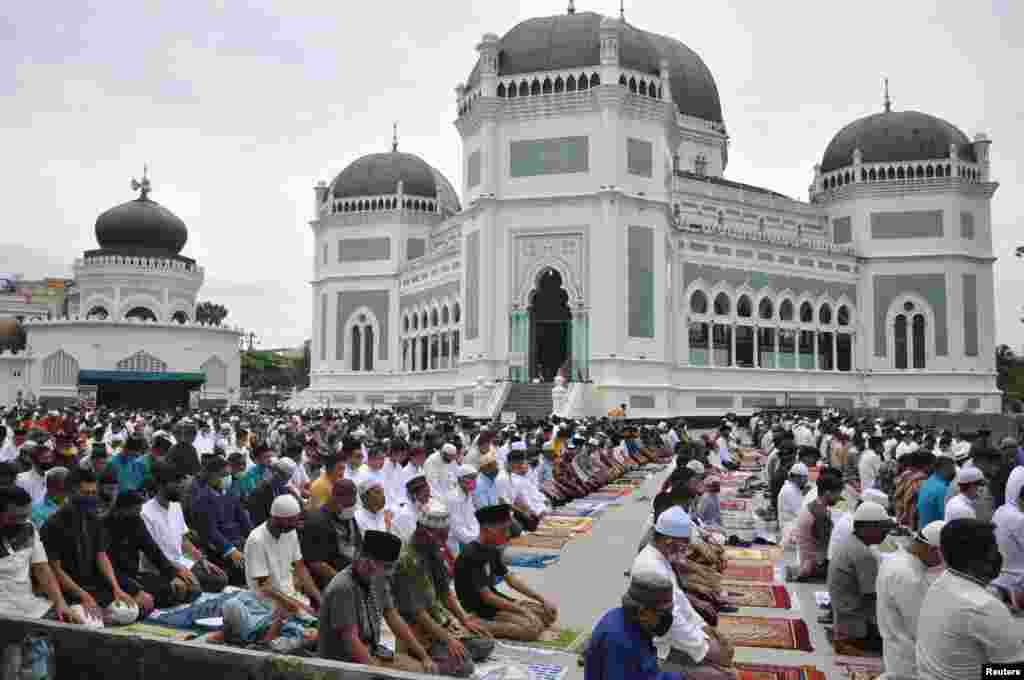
[0,174,242,409]
[300,8,1000,418]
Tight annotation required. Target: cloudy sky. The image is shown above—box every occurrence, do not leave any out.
[2,0,1021,350]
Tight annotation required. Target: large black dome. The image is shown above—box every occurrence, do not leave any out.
[465,12,723,124]
[820,110,976,174]
[94,197,188,257]
[331,151,438,199]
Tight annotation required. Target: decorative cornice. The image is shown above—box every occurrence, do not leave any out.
[862,253,997,264]
[814,178,998,204]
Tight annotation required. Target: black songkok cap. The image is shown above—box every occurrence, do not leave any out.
[475,503,512,526]
[362,530,402,562]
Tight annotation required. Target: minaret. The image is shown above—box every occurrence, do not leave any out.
[883,77,892,113]
[392,122,398,152]
[130,164,151,200]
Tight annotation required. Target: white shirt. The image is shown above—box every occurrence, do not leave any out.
[141,498,194,570]
[828,512,853,562]
[446,488,479,552]
[858,449,881,490]
[354,507,389,534]
[381,460,405,509]
[424,451,457,500]
[632,544,710,662]
[391,502,420,543]
[15,469,46,506]
[193,432,216,455]
[0,443,19,464]
[244,523,305,602]
[945,494,977,521]
[0,527,52,619]
[876,548,929,678]
[916,569,1024,680]
[509,472,547,515]
[778,480,806,537]
[494,471,515,506]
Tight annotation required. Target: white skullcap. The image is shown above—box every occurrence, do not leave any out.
[958,467,984,485]
[916,520,946,547]
[358,478,384,495]
[511,441,527,451]
[654,507,692,539]
[441,443,457,456]
[862,489,889,507]
[271,457,297,476]
[270,494,302,518]
[789,463,809,477]
[685,460,705,475]
[853,501,890,523]
[457,464,478,478]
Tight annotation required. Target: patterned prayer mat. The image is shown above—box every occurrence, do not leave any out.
[735,663,827,680]
[718,615,814,651]
[834,655,884,679]
[723,560,776,582]
[547,508,597,518]
[509,533,572,550]
[529,527,578,539]
[722,471,757,482]
[113,622,195,641]
[725,546,783,562]
[498,627,585,652]
[504,552,561,569]
[829,636,883,658]
[721,498,754,512]
[539,516,594,532]
[722,582,792,609]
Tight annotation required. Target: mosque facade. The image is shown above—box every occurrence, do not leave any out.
[302,10,1000,417]
[0,175,242,409]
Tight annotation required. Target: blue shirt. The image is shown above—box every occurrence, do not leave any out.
[584,607,680,680]
[189,480,253,556]
[474,474,500,510]
[31,497,59,528]
[109,453,148,493]
[538,459,554,487]
[917,473,950,528]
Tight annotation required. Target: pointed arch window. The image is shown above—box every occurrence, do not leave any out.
[894,315,908,370]
[912,314,926,369]
[351,327,362,371]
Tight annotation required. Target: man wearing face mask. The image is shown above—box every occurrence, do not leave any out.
[632,507,732,680]
[472,453,504,510]
[16,440,55,505]
[95,468,120,517]
[247,457,300,528]
[141,460,228,596]
[875,520,945,680]
[0,486,82,680]
[447,465,480,555]
[189,456,252,588]
[355,479,391,534]
[108,436,148,495]
[319,529,434,672]
[245,494,321,616]
[916,518,1024,679]
[392,500,494,677]
[300,479,363,590]
[30,467,68,529]
[40,467,149,622]
[584,571,682,680]
[454,503,557,641]
[392,475,431,543]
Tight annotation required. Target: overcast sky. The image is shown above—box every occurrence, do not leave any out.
[2,0,1021,351]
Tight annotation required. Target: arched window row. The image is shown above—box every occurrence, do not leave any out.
[331,197,437,215]
[458,90,482,116]
[686,289,854,371]
[821,161,981,192]
[495,72,601,100]
[617,73,663,99]
[688,289,852,328]
[400,300,462,372]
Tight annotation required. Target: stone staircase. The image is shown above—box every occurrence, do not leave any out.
[499,383,554,419]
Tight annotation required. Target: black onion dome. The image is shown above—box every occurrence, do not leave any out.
[820,110,976,174]
[331,152,439,199]
[94,197,188,257]
[465,11,724,124]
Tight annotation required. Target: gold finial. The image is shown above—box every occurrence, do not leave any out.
[130,164,151,200]
[883,77,891,113]
[567,0,575,14]
[392,122,398,152]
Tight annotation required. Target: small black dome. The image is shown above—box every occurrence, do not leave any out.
[94,197,188,257]
[820,110,976,174]
[465,12,723,124]
[331,152,438,199]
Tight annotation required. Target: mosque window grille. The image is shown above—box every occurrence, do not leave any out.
[42,350,79,386]
[400,299,461,373]
[686,288,855,371]
[117,351,167,372]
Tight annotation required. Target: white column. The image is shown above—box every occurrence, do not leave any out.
[774,326,780,363]
[730,324,737,367]
[708,323,715,367]
[812,331,818,370]
[753,326,760,368]
[832,334,838,371]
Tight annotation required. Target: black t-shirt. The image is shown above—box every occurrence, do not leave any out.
[39,504,108,591]
[453,541,508,620]
[300,508,361,587]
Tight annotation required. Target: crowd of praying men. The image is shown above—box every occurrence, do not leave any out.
[0,405,679,679]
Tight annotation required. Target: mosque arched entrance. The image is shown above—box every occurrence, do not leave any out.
[529,268,571,382]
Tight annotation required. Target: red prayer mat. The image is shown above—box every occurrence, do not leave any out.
[721,582,792,609]
[735,663,827,680]
[722,560,776,582]
[719,615,814,652]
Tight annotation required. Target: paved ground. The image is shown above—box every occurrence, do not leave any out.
[509,466,848,679]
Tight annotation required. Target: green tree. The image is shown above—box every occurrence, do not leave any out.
[195,301,229,326]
